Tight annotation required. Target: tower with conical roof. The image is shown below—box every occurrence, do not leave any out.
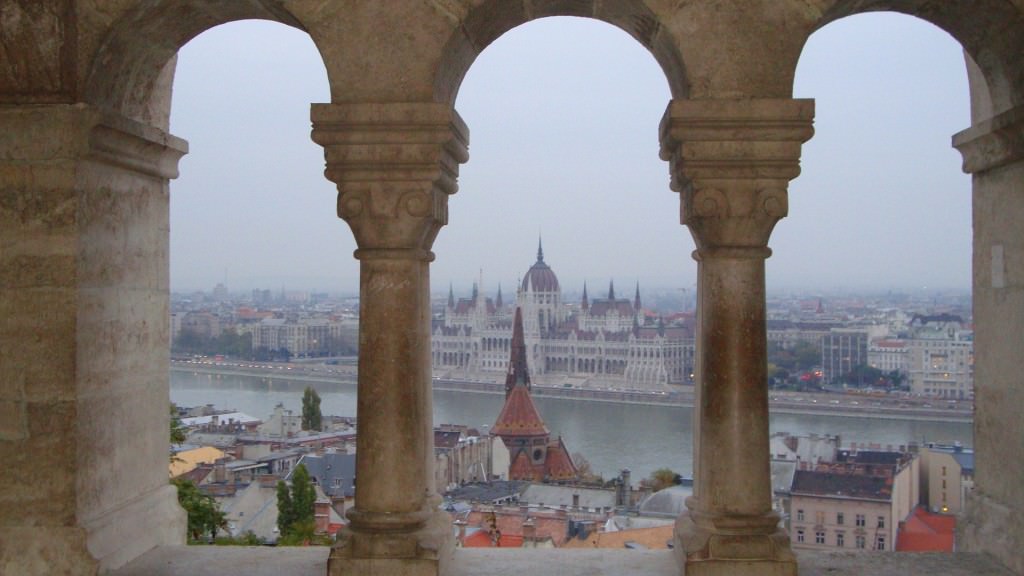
[492,308,577,482]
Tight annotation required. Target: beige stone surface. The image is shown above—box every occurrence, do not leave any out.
[110,547,1016,576]
[3,3,1024,575]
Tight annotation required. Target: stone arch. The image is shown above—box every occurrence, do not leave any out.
[810,1,1024,114]
[83,0,325,127]
[432,0,689,105]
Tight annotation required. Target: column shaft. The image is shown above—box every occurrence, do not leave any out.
[694,253,771,517]
[350,254,434,523]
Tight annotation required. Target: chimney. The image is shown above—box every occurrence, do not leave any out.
[454,519,467,546]
[314,500,330,534]
[522,517,536,544]
[621,469,632,506]
[572,493,580,508]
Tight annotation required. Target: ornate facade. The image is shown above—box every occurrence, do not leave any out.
[432,243,695,389]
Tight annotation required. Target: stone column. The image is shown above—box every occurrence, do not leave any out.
[660,99,813,576]
[952,104,1024,575]
[0,105,187,573]
[312,102,468,576]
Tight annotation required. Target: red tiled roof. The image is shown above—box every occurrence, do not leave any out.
[544,436,578,481]
[493,371,549,437]
[896,507,955,552]
[462,529,524,548]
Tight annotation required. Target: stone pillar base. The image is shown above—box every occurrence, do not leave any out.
[84,483,187,572]
[328,509,453,576]
[958,490,1024,574]
[673,511,796,576]
[0,527,96,576]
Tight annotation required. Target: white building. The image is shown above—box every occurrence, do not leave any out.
[432,243,695,390]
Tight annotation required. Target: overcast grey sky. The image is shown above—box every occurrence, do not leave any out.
[169,13,971,296]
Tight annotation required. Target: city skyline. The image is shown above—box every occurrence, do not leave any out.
[169,14,971,294]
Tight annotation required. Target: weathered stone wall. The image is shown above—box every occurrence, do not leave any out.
[1,2,1023,574]
[955,104,1024,575]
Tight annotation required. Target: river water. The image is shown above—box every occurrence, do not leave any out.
[170,370,973,482]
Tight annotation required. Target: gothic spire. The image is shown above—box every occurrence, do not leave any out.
[471,282,478,302]
[634,281,642,311]
[447,283,455,308]
[537,236,544,263]
[505,307,531,395]
[496,283,503,308]
[608,279,615,301]
[581,282,589,310]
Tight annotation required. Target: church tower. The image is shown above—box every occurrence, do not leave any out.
[492,308,577,482]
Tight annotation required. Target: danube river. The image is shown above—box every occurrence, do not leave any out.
[171,370,973,482]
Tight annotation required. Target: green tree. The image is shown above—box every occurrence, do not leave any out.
[646,468,682,492]
[302,387,322,431]
[172,478,226,542]
[169,403,187,446]
[276,480,295,536]
[277,463,318,543]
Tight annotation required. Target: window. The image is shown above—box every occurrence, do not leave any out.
[856,535,866,549]
[877,516,885,529]
[877,535,886,551]
[836,512,844,525]
[942,466,947,476]
[856,514,865,527]
[815,531,825,544]
[797,529,805,543]
[796,509,804,522]
[942,479,947,489]
[836,532,845,547]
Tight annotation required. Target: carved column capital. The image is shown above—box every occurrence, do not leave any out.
[311,102,469,260]
[659,99,814,255]
[953,104,1024,175]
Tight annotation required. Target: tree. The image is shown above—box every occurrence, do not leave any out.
[646,468,682,492]
[302,387,322,431]
[169,403,187,446]
[172,478,226,542]
[276,480,295,536]
[571,452,603,485]
[276,463,317,543]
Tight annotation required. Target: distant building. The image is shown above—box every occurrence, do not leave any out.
[918,443,974,515]
[251,317,350,357]
[868,338,909,375]
[904,316,973,399]
[821,329,868,384]
[434,424,510,491]
[789,450,918,552]
[432,243,695,389]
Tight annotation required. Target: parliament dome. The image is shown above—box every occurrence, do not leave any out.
[521,241,560,293]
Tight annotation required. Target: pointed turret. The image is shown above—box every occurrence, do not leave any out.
[504,308,531,395]
[608,279,616,300]
[634,281,642,311]
[447,283,455,309]
[496,283,504,309]
[537,236,544,263]
[581,282,589,311]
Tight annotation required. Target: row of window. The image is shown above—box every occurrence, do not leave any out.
[795,509,884,529]
[795,529,885,550]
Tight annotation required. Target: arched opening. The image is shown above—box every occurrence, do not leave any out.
[431,15,696,544]
[776,11,972,554]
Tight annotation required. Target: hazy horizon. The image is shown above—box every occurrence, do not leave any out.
[169,14,972,295]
